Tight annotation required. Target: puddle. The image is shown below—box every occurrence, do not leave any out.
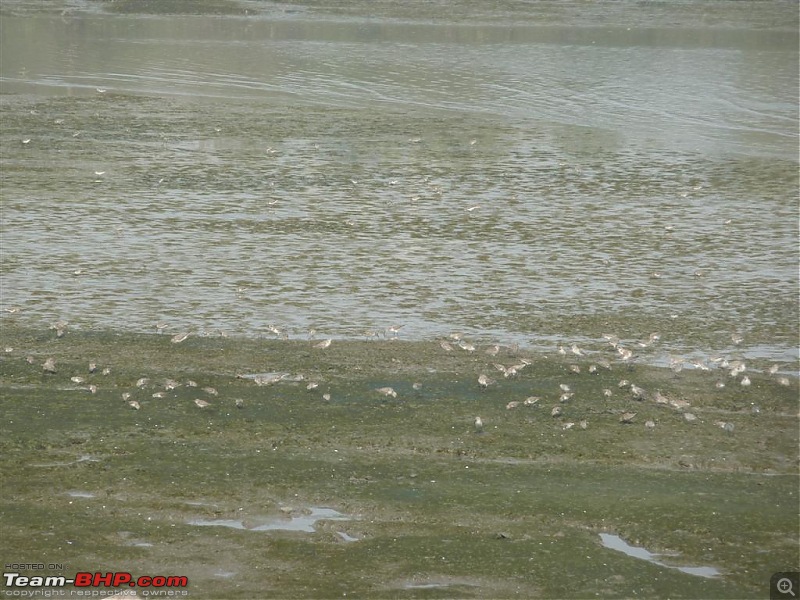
[396,577,481,591]
[31,454,101,468]
[188,507,349,533]
[65,491,95,498]
[599,533,721,578]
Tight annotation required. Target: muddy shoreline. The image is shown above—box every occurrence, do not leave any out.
[1,323,797,598]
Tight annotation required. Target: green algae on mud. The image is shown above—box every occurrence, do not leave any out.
[0,325,798,598]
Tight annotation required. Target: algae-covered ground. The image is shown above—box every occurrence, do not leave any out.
[0,323,797,599]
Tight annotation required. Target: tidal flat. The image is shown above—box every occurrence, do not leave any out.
[0,323,797,599]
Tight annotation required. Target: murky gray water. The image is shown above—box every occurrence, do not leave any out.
[599,533,721,579]
[188,507,349,532]
[1,1,797,362]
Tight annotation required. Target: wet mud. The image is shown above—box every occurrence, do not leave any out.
[0,324,797,598]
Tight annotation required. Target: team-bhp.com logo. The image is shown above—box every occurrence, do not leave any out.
[3,572,188,594]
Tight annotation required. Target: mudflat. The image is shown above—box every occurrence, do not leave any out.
[0,323,797,598]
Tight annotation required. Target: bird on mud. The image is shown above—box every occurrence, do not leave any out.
[171,332,190,344]
[620,412,636,424]
[43,358,56,374]
[630,384,646,401]
[375,387,397,398]
[474,416,484,433]
[478,374,493,389]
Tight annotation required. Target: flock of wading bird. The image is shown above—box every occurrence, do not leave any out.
[18,321,793,432]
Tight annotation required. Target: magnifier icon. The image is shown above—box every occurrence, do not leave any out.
[778,578,796,597]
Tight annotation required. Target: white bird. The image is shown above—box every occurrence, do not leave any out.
[171,332,190,344]
[386,325,403,337]
[375,387,397,398]
[458,340,476,352]
[313,338,332,349]
[478,374,493,389]
[474,416,484,432]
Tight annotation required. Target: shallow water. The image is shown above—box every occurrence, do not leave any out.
[1,1,798,365]
[599,533,722,579]
[188,507,350,532]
